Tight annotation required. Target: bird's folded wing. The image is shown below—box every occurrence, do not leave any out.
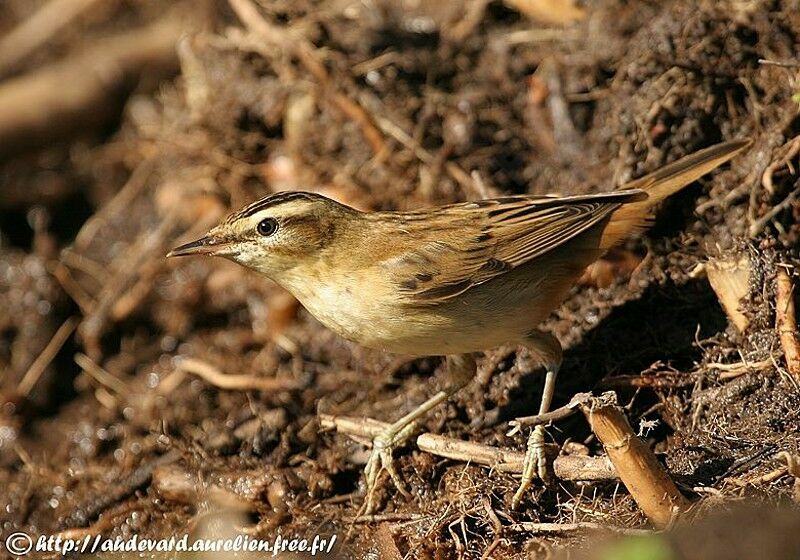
[382,190,645,305]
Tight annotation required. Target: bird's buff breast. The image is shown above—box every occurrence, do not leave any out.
[282,270,561,356]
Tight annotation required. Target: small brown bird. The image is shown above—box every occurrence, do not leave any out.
[169,138,750,511]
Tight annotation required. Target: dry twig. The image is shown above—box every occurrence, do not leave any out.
[227,0,385,155]
[417,433,617,481]
[506,392,591,434]
[706,253,751,333]
[581,393,691,528]
[0,0,105,76]
[503,0,586,25]
[0,16,192,159]
[319,413,618,481]
[776,267,800,381]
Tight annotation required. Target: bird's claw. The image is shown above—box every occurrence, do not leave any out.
[511,424,552,509]
[363,423,416,514]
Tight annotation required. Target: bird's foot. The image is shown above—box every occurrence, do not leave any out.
[362,421,417,514]
[511,424,553,509]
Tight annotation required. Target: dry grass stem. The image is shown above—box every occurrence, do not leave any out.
[74,352,130,396]
[318,413,392,438]
[17,317,78,397]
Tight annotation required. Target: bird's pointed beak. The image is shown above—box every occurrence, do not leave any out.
[167,235,232,258]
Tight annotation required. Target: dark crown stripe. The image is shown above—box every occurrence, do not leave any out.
[231,191,322,221]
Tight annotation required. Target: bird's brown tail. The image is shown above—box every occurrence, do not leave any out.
[600,138,752,249]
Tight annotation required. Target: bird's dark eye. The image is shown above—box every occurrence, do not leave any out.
[256,217,278,237]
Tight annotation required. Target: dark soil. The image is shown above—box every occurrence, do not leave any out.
[1,1,800,558]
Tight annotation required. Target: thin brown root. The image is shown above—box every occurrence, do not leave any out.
[710,358,773,380]
[761,135,800,195]
[227,0,386,155]
[177,357,304,392]
[749,189,800,238]
[508,522,652,535]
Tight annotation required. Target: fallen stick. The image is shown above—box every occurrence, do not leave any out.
[0,0,104,76]
[319,413,618,481]
[706,253,751,333]
[776,267,800,381]
[417,433,617,481]
[319,414,389,438]
[0,15,195,159]
[580,393,691,529]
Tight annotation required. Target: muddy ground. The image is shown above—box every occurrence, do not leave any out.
[1,0,800,558]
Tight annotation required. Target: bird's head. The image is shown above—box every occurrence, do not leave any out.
[168,191,356,278]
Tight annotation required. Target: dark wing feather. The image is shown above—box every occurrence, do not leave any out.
[381,190,645,305]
